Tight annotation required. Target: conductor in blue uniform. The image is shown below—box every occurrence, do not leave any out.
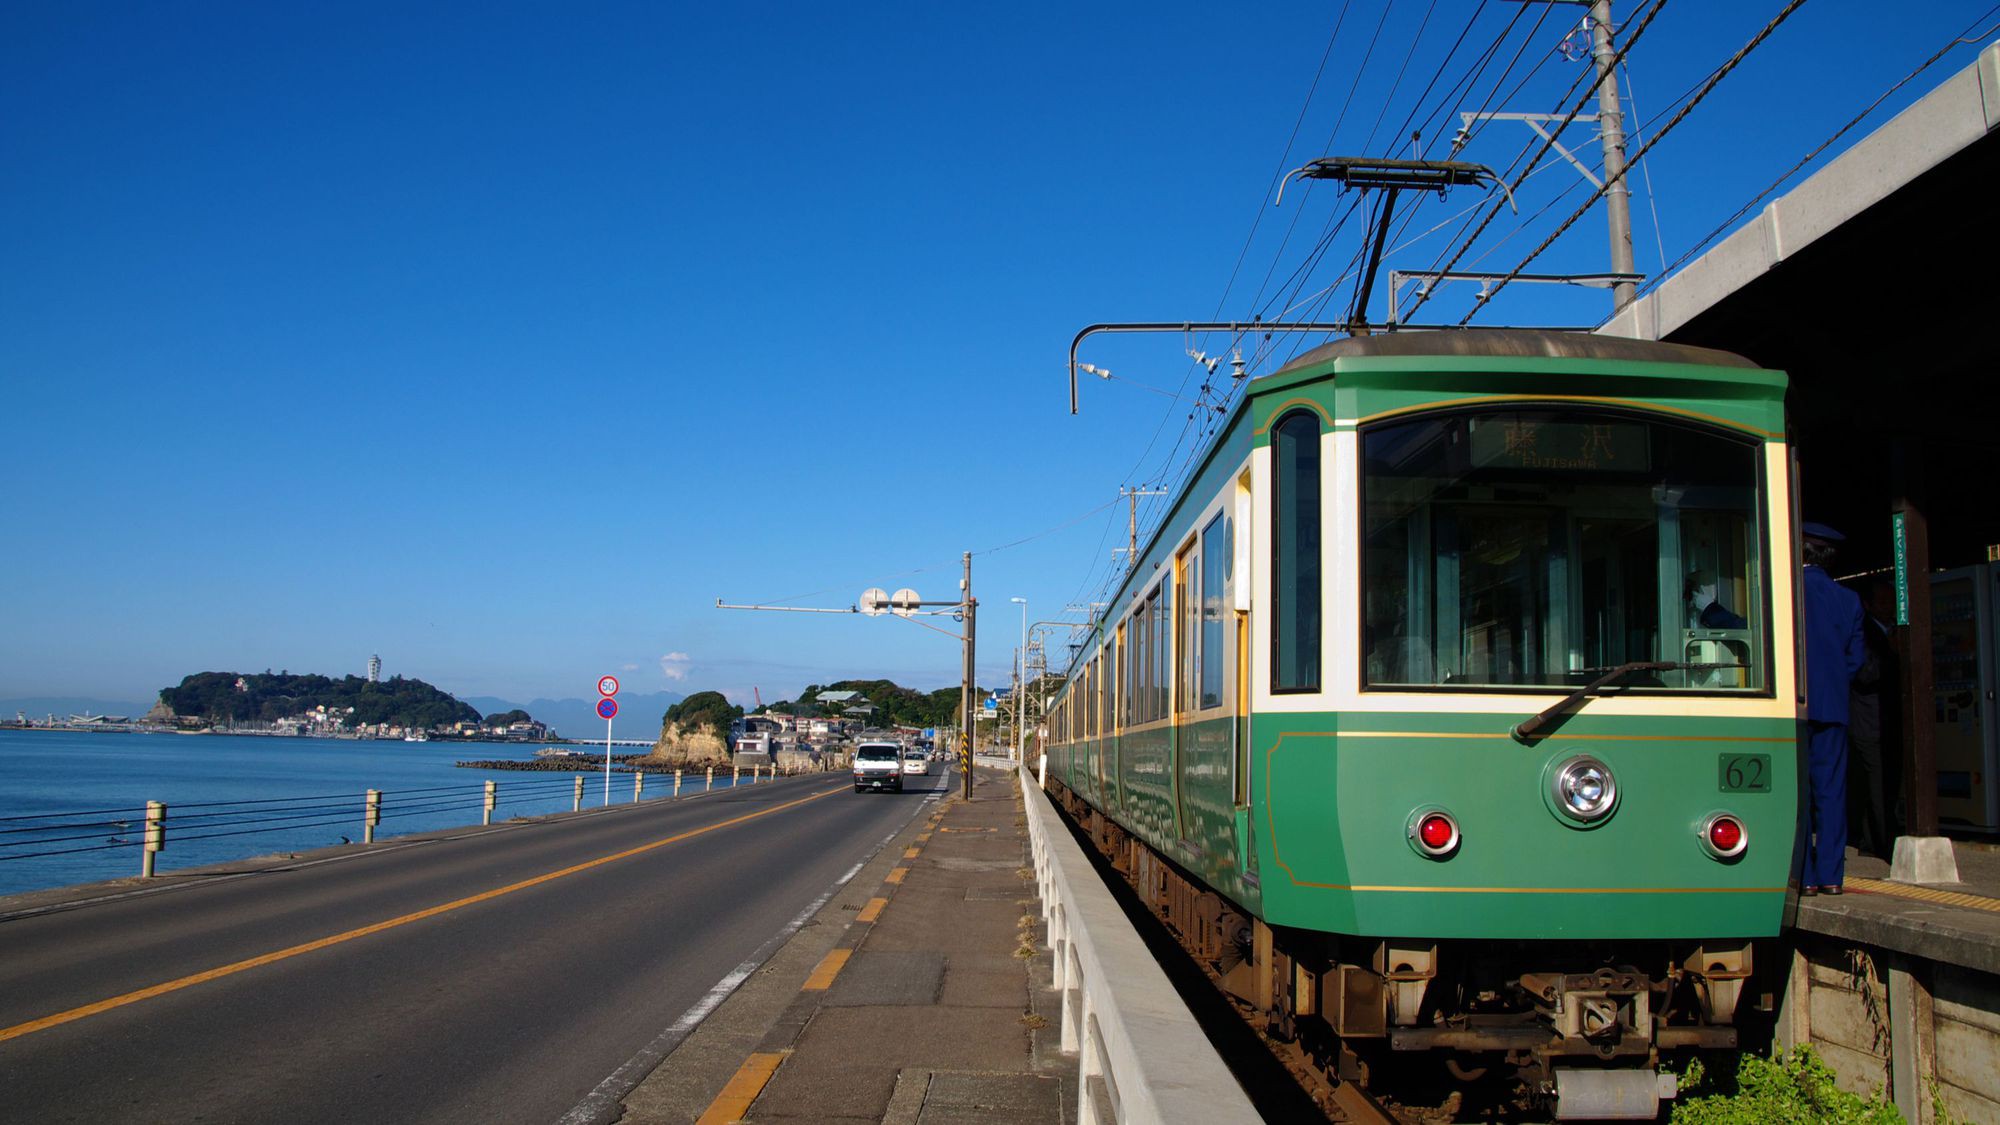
[1801,522,1867,895]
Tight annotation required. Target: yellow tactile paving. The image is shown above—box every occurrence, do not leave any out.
[1845,876,2000,914]
[885,867,908,884]
[801,948,852,991]
[695,1050,788,1124]
[856,896,887,924]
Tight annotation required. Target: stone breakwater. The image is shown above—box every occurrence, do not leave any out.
[455,753,649,771]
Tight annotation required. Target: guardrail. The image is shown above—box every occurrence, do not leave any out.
[1018,762,1258,1124]
[0,763,799,881]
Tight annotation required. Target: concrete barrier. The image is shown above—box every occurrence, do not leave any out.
[1018,765,1257,1124]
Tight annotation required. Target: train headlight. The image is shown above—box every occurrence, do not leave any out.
[1547,755,1618,825]
[1406,807,1460,859]
[1698,812,1748,859]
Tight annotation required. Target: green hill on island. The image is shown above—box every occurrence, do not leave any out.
[160,671,480,729]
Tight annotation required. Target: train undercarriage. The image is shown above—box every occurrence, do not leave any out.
[1052,785,1772,1121]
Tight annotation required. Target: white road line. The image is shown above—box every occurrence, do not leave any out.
[552,791,929,1125]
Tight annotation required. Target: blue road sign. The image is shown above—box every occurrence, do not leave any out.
[596,698,619,720]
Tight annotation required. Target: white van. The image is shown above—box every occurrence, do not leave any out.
[852,741,905,793]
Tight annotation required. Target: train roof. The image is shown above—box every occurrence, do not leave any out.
[1269,329,1761,379]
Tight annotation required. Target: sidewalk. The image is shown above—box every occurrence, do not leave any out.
[617,768,1072,1124]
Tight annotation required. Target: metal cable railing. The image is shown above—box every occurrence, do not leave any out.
[0,762,787,874]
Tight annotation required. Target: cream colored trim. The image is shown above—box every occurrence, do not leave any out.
[1763,442,1803,718]
[1255,691,1795,719]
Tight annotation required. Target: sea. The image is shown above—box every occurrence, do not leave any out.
[0,728,738,898]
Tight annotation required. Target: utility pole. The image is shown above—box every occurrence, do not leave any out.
[1117,487,1169,573]
[1589,0,1638,311]
[960,552,977,799]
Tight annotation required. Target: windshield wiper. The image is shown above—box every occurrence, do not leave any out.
[1511,660,1748,743]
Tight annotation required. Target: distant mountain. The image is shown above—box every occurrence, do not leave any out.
[0,696,156,721]
[464,692,685,740]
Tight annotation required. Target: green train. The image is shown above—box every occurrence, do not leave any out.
[1045,330,1799,1118]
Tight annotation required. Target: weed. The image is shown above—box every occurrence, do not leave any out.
[1672,1046,1901,1124]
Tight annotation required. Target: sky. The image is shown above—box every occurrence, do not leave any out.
[6,0,1996,712]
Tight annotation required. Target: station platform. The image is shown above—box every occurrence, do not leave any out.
[1801,838,2000,974]
[616,766,1072,1124]
[1788,838,2000,1121]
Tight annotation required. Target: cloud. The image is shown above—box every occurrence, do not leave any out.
[659,652,692,681]
[621,663,640,672]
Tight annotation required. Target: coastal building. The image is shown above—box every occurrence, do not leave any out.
[367,654,381,683]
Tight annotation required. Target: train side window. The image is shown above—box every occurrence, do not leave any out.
[1201,511,1226,709]
[1119,620,1132,727]
[1176,542,1197,716]
[1272,410,1322,692]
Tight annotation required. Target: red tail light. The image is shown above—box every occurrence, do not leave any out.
[1699,812,1748,859]
[1408,809,1460,858]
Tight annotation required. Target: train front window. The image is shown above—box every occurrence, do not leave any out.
[1362,408,1766,692]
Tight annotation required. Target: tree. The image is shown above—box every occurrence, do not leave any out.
[664,691,742,737]
[484,709,533,727]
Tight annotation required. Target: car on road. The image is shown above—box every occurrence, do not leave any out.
[852,741,904,792]
[901,750,930,776]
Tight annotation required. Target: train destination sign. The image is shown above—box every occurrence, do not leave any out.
[596,698,619,720]
[1469,416,1649,473]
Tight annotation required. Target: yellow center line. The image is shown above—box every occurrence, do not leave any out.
[903,847,922,859]
[0,782,846,1045]
[695,1050,789,1125]
[885,867,908,884]
[855,896,887,924]
[801,948,852,991]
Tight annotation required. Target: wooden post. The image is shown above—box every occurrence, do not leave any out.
[1894,443,1938,836]
[363,789,380,844]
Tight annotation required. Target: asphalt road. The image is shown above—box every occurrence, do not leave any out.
[0,767,952,1124]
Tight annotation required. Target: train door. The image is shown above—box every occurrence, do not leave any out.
[1173,539,1196,845]
[1231,474,1257,881]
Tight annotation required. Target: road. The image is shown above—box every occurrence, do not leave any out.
[0,768,951,1124]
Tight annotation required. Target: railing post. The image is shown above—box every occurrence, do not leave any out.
[141,800,165,878]
[483,780,497,826]
[364,789,381,844]
[733,765,740,786]
[634,771,644,802]
[574,775,584,812]
[674,769,682,796]
[706,766,713,791]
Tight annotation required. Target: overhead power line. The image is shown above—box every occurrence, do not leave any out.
[1463,0,1815,323]
[1398,0,1671,325]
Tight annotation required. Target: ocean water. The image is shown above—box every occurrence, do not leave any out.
[0,729,740,897]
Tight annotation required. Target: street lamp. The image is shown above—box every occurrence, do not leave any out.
[1010,597,1027,764]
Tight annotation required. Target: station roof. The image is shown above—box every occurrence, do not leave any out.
[1601,42,2000,575]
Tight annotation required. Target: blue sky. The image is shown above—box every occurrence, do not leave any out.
[5,1,1995,711]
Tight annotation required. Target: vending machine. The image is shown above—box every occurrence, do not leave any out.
[1931,563,1999,832]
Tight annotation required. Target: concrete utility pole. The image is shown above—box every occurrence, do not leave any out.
[960,552,977,800]
[1589,0,1638,311]
[1118,487,1169,573]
